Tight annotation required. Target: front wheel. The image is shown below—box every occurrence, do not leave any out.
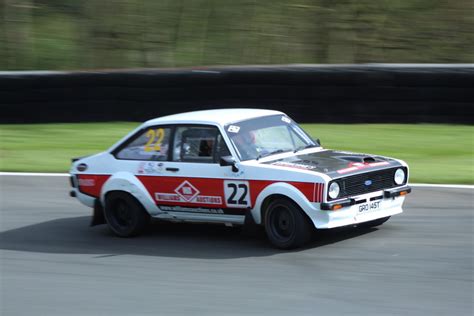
[264,198,313,249]
[104,191,150,237]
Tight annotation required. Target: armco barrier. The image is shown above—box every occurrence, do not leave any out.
[0,64,473,124]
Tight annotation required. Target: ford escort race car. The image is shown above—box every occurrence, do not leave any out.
[69,109,411,249]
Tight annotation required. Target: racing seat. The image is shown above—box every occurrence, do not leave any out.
[180,128,217,163]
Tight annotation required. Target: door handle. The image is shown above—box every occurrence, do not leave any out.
[165,167,179,172]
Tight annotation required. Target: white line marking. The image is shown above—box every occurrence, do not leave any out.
[0,172,472,189]
[0,172,69,177]
[410,183,473,189]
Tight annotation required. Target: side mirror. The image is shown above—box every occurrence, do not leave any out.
[219,156,239,172]
[315,138,321,146]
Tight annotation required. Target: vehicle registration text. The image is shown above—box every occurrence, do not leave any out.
[358,201,381,213]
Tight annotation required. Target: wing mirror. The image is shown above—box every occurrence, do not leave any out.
[315,138,321,146]
[219,156,239,172]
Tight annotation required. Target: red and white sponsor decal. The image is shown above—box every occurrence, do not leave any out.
[78,178,95,186]
[77,174,111,197]
[337,161,390,174]
[155,180,223,205]
[272,161,314,170]
[175,181,200,201]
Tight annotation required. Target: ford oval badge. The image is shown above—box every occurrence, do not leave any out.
[364,180,372,186]
[77,163,88,172]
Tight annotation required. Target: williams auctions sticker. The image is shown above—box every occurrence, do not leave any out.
[155,180,222,205]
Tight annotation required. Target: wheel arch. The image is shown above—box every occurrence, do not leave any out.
[101,172,161,216]
[259,193,290,226]
[251,182,318,225]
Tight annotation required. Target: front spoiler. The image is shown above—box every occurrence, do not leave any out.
[320,186,412,211]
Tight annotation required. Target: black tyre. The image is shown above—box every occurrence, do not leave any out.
[360,216,391,228]
[264,198,313,249]
[104,191,150,237]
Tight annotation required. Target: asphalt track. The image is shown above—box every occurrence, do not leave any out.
[0,175,472,315]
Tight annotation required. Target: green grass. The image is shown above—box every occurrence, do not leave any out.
[302,124,473,184]
[0,122,140,173]
[0,123,473,184]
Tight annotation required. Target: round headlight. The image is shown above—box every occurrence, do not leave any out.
[328,182,340,199]
[394,168,406,185]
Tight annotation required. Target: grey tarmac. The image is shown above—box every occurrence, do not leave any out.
[0,175,472,315]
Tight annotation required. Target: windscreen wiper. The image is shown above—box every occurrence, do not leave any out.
[257,149,290,160]
[294,144,318,153]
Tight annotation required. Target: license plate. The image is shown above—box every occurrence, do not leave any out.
[358,201,381,214]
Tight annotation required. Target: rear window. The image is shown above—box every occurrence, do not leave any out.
[115,127,171,161]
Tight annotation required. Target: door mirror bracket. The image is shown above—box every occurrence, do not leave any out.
[219,156,239,172]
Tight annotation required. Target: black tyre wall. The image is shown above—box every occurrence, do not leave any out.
[1,65,473,124]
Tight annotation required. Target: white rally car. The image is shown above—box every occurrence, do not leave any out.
[70,109,411,249]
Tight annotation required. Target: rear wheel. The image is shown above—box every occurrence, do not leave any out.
[264,198,313,249]
[104,191,150,237]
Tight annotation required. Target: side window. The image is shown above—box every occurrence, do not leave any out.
[172,126,229,163]
[116,127,171,161]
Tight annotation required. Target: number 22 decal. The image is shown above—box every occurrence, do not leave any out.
[224,181,251,208]
[144,128,165,152]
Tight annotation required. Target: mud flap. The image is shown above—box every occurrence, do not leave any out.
[242,210,263,237]
[91,199,106,226]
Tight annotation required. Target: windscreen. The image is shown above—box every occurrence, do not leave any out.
[224,115,317,161]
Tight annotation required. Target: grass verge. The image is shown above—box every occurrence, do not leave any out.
[0,123,472,184]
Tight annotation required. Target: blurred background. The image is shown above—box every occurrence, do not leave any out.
[0,0,472,183]
[1,0,473,70]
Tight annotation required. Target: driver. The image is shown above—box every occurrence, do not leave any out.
[231,130,259,160]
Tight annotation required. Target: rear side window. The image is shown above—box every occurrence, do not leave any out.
[116,127,171,161]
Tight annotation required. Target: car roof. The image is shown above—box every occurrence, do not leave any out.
[144,108,284,127]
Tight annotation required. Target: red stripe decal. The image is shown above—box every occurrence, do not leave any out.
[76,174,325,204]
[77,174,110,197]
[137,176,324,207]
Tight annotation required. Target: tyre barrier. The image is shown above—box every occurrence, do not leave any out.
[1,64,472,124]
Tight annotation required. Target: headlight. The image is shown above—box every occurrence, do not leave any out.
[328,182,340,199]
[394,168,406,185]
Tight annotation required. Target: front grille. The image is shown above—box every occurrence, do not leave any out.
[329,167,407,200]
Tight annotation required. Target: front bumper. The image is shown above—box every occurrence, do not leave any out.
[311,186,411,229]
[320,186,411,211]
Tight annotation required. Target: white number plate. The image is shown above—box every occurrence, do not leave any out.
[358,201,381,214]
[224,180,251,208]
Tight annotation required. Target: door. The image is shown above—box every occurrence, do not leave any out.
[137,124,251,215]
